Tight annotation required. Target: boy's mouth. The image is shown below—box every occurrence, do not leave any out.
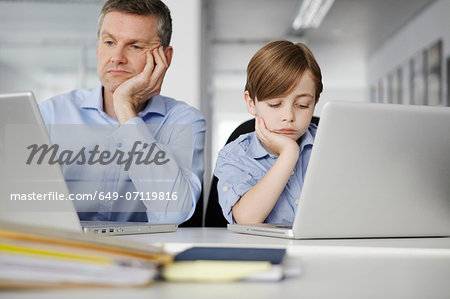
[276,128,297,135]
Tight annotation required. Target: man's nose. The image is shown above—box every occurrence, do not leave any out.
[110,46,127,64]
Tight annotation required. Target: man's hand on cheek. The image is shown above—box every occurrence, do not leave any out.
[113,46,169,124]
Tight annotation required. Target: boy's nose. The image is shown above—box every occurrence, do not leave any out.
[282,108,295,122]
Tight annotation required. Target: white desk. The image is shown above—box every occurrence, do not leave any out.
[3,228,450,299]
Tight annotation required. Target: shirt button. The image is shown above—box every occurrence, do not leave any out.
[116,142,122,148]
[222,186,229,192]
[291,171,295,176]
[295,199,300,205]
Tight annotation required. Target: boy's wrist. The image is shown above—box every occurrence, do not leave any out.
[279,143,300,158]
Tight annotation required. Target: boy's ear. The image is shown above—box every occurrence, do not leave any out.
[244,91,256,116]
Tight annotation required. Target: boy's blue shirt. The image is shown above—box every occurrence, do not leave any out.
[214,123,317,224]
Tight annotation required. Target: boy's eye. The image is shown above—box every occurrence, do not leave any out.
[298,104,309,108]
[268,103,281,108]
[132,45,143,50]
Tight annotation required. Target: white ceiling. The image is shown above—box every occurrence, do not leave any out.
[305,0,436,55]
[208,0,436,63]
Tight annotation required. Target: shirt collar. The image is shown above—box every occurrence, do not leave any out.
[80,85,167,117]
[138,94,166,118]
[80,85,103,111]
[298,123,316,152]
[248,132,271,159]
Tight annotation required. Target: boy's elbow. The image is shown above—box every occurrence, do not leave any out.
[232,206,264,224]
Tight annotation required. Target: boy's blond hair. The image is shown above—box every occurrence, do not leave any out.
[245,40,323,102]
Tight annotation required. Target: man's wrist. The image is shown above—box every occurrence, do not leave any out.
[114,101,138,124]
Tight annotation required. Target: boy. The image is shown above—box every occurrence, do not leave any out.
[214,41,323,224]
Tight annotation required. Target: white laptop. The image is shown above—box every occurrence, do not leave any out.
[228,101,450,239]
[0,91,177,235]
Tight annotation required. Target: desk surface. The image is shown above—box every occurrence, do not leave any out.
[115,227,450,249]
[3,228,450,299]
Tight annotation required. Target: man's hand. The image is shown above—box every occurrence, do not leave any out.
[113,46,169,124]
[255,116,299,157]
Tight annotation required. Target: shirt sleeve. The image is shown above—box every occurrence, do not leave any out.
[213,148,263,224]
[111,111,205,224]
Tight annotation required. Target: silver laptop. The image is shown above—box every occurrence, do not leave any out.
[0,91,177,235]
[228,101,450,239]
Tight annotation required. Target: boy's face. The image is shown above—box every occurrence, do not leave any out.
[245,70,317,141]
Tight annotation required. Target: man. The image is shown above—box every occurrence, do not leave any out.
[39,0,205,224]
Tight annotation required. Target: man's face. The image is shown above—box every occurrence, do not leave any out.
[247,70,317,141]
[97,11,161,94]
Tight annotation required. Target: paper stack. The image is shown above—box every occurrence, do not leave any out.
[0,221,172,289]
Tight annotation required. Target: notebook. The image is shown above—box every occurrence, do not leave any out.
[0,91,177,235]
[228,101,450,239]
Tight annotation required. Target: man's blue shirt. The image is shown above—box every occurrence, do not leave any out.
[214,124,316,224]
[39,85,206,224]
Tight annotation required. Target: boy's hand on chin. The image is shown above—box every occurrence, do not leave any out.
[255,116,299,157]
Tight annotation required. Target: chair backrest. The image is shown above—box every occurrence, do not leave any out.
[205,117,319,227]
[179,190,203,227]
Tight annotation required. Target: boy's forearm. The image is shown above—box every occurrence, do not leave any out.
[232,148,299,224]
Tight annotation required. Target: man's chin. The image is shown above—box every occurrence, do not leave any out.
[103,81,125,93]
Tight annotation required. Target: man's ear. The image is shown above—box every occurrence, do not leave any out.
[164,46,173,67]
[244,91,256,116]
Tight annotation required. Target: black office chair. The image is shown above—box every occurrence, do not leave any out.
[179,186,204,227]
[205,116,320,227]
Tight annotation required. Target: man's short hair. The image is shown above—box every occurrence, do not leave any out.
[98,0,172,48]
[245,40,323,102]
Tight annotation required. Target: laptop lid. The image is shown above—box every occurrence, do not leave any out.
[292,101,450,238]
[0,91,81,232]
[0,91,178,236]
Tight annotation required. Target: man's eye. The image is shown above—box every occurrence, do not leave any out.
[132,45,143,50]
[104,41,114,46]
[298,105,309,108]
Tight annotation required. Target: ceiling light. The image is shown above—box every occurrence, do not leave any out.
[292,0,335,30]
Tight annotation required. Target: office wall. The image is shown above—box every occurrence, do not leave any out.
[161,0,202,109]
[368,0,450,105]
[310,41,368,115]
[0,1,101,102]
